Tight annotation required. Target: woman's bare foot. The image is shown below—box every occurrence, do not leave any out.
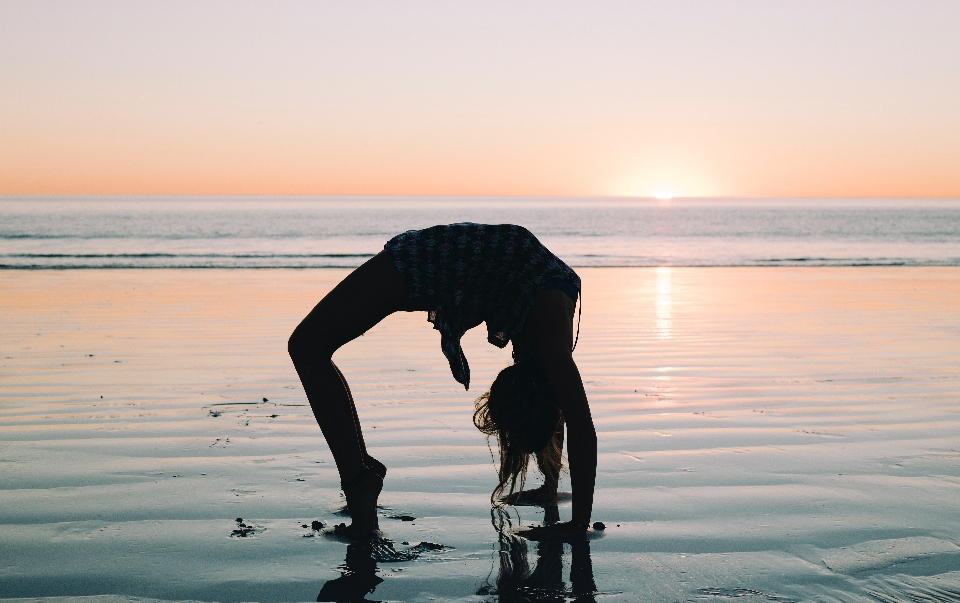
[335,471,383,539]
[364,455,387,479]
[501,484,558,506]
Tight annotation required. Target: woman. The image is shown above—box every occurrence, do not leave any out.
[288,223,596,539]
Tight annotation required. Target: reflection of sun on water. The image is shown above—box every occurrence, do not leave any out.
[656,266,672,340]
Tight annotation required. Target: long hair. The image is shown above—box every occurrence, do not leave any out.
[473,363,563,502]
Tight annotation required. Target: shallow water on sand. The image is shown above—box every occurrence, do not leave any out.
[1,268,959,602]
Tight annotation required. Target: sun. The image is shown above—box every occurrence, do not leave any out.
[655,191,674,200]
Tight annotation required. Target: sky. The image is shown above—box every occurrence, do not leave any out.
[1,1,959,198]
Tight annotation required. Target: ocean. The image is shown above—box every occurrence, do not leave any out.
[2,196,959,269]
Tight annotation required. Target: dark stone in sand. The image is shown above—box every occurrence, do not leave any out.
[302,524,308,528]
[388,514,416,521]
[311,520,323,530]
[230,519,262,538]
[592,522,606,530]
[262,397,268,402]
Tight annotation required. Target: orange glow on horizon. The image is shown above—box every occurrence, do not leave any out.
[4,140,958,198]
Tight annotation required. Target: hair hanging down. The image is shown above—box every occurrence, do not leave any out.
[474,362,563,502]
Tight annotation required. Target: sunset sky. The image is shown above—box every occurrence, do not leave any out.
[2,1,959,198]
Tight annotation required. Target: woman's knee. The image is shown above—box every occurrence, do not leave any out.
[288,316,337,361]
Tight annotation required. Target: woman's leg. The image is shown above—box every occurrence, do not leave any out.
[535,419,564,493]
[521,289,596,532]
[333,363,387,479]
[288,252,409,536]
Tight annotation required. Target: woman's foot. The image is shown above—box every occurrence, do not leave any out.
[501,484,558,506]
[335,470,383,539]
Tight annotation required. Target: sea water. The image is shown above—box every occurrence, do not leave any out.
[2,196,959,269]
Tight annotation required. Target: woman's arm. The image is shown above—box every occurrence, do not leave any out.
[558,359,597,528]
[521,349,596,539]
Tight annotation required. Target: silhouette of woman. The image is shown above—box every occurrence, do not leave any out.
[288,224,596,539]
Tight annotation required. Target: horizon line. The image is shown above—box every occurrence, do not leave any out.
[3,194,960,201]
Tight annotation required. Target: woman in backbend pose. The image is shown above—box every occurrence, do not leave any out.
[288,223,596,539]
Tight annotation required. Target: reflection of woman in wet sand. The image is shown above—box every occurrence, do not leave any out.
[479,509,598,602]
[288,224,596,540]
[317,510,598,602]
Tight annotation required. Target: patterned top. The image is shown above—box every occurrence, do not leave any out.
[384,223,580,390]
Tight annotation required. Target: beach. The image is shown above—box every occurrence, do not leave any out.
[2,267,959,602]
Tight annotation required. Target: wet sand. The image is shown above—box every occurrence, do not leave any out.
[1,268,959,602]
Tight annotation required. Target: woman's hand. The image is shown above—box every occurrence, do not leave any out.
[517,520,588,541]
